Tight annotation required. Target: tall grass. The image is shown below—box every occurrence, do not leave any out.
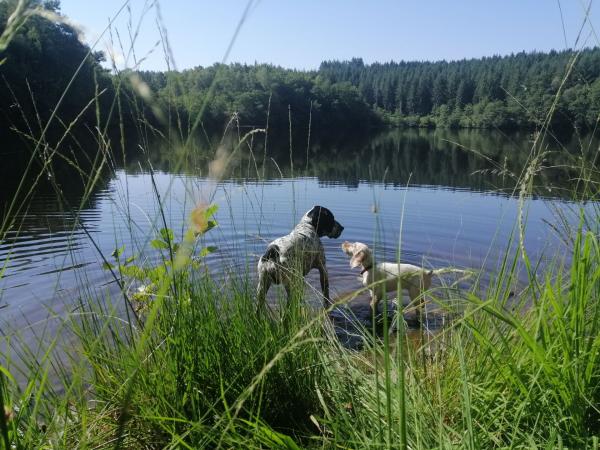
[1,1,600,449]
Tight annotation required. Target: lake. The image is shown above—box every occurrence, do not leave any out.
[0,128,588,342]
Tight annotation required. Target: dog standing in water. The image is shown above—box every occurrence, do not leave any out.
[342,241,447,321]
[257,206,344,309]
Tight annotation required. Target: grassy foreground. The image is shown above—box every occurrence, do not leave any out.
[0,214,599,449]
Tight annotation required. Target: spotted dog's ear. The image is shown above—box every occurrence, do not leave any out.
[350,250,365,269]
[306,205,320,217]
[306,205,335,237]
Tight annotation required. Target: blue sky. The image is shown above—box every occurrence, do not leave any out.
[59,0,599,71]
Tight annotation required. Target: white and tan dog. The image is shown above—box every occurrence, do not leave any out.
[341,241,442,319]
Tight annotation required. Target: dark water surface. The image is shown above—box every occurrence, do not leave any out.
[0,128,588,342]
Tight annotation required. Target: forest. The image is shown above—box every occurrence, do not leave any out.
[141,49,600,135]
[1,0,600,144]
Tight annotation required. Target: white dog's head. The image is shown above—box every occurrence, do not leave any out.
[341,241,373,270]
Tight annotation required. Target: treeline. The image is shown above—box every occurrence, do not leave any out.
[319,52,600,130]
[137,64,379,137]
[144,49,600,135]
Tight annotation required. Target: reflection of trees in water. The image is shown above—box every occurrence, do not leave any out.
[122,128,593,198]
[301,129,586,195]
[1,135,111,238]
[305,129,512,190]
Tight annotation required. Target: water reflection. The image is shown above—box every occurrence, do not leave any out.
[126,128,592,198]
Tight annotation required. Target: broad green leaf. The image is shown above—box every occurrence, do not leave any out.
[159,228,174,243]
[151,239,170,250]
[199,246,218,257]
[205,203,219,218]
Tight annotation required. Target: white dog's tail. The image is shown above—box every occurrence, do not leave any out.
[430,268,474,278]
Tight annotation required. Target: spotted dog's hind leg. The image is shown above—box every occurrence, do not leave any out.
[256,270,271,313]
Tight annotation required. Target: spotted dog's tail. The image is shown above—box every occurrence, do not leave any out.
[261,245,280,263]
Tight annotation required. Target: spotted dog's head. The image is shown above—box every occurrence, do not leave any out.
[304,205,344,238]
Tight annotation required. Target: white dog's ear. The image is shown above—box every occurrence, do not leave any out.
[350,250,365,268]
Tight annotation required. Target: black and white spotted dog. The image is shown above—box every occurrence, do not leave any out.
[257,206,344,309]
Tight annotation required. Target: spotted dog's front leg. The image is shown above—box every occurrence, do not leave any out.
[316,254,330,307]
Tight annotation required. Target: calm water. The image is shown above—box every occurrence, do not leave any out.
[0,129,587,337]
